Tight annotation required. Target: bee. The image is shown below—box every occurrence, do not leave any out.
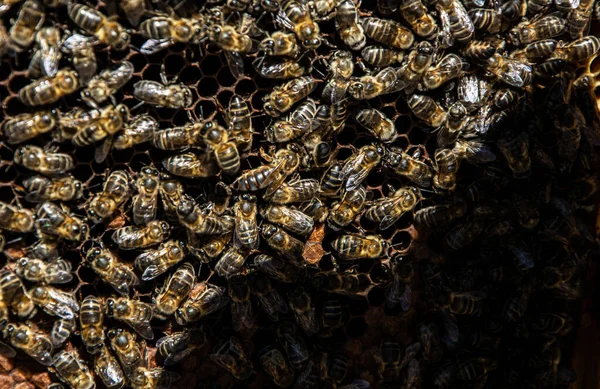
[276,0,321,48]
[331,234,388,260]
[319,162,345,197]
[228,275,255,331]
[342,145,383,191]
[349,66,403,100]
[15,145,75,177]
[568,0,594,38]
[553,36,600,63]
[231,194,259,248]
[139,15,201,54]
[225,94,253,152]
[156,328,207,366]
[530,312,573,335]
[94,346,126,389]
[232,153,292,193]
[154,262,195,320]
[376,340,402,382]
[385,148,433,188]
[437,290,487,315]
[267,178,319,204]
[444,217,486,250]
[29,285,79,319]
[259,31,299,57]
[355,108,398,143]
[361,45,404,67]
[497,132,531,177]
[397,41,435,94]
[175,284,230,324]
[335,0,366,50]
[468,8,501,34]
[433,149,459,191]
[9,0,44,50]
[0,202,34,233]
[320,353,348,385]
[188,233,232,262]
[362,17,414,49]
[135,240,186,281]
[255,254,305,283]
[386,261,414,311]
[259,346,295,387]
[61,33,97,86]
[510,39,558,62]
[111,220,171,250]
[262,224,305,262]
[156,175,184,222]
[263,76,318,117]
[163,152,219,178]
[106,297,154,340]
[131,166,160,226]
[107,328,144,373]
[364,187,420,230]
[254,56,306,79]
[287,287,319,335]
[22,175,82,203]
[493,89,519,109]
[49,317,76,348]
[134,76,193,109]
[1,270,36,319]
[249,271,289,320]
[201,120,241,175]
[452,139,496,164]
[87,170,131,223]
[18,69,79,106]
[414,200,467,227]
[508,15,566,46]
[81,61,134,107]
[67,3,130,50]
[485,54,533,88]
[80,295,105,354]
[129,366,181,389]
[28,27,61,78]
[400,0,437,38]
[3,322,52,366]
[408,94,447,128]
[36,202,89,241]
[15,257,72,284]
[120,0,145,25]
[460,40,496,61]
[421,54,464,91]
[210,336,254,380]
[208,23,253,52]
[436,102,468,147]
[327,186,367,231]
[303,135,335,168]
[177,196,234,235]
[265,99,320,143]
[435,0,474,43]
[114,115,157,150]
[262,205,314,236]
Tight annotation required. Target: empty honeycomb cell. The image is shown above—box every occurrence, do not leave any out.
[198,77,219,98]
[217,90,234,109]
[3,97,24,116]
[200,55,222,77]
[7,74,29,95]
[217,67,236,88]
[195,99,216,119]
[237,78,258,96]
[180,65,202,85]
[164,54,188,77]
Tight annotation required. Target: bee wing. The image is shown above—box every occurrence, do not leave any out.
[279,206,315,235]
[30,344,54,366]
[112,227,142,247]
[43,288,79,319]
[142,264,170,281]
[438,10,455,48]
[45,270,73,284]
[225,51,245,80]
[126,317,154,340]
[99,353,125,385]
[41,46,60,77]
[25,190,46,203]
[341,153,368,192]
[61,33,98,53]
[264,159,289,197]
[459,141,497,164]
[500,61,532,87]
[140,39,173,55]
[275,9,295,31]
[231,301,254,332]
[0,341,16,358]
[95,135,114,164]
[379,197,408,230]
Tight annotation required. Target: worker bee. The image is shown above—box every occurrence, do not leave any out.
[414,200,467,227]
[444,217,486,250]
[114,115,158,150]
[15,257,72,284]
[157,328,207,366]
[452,139,496,164]
[129,366,180,389]
[94,346,126,389]
[201,120,241,175]
[0,270,36,319]
[364,187,420,230]
[263,76,319,117]
[259,31,299,57]
[9,0,44,50]
[210,336,254,380]
[233,149,299,195]
[508,14,566,46]
[275,324,310,369]
[568,0,594,38]
[175,284,230,324]
[27,26,61,78]
[132,166,160,226]
[320,353,348,384]
[153,262,195,320]
[331,234,388,260]
[355,108,398,143]
[342,145,383,191]
[468,8,502,34]
[82,61,134,107]
[140,15,202,54]
[262,204,314,237]
[375,340,402,382]
[386,261,414,311]
[163,152,219,178]
[222,94,253,152]
[433,149,459,191]
[77,295,105,355]
[396,41,434,94]
[259,346,295,387]
[262,224,305,262]
[61,33,97,86]
[107,328,144,373]
[84,246,137,295]
[36,202,89,241]
[231,194,258,248]
[177,196,234,235]
[88,170,131,223]
[319,162,345,197]
[361,45,404,67]
[460,40,496,61]
[22,175,82,203]
[135,240,186,281]
[408,94,447,128]
[156,175,184,222]
[67,3,130,50]
[188,232,232,262]
[134,74,193,109]
[3,110,57,145]
[276,0,321,48]
[227,275,254,331]
[106,297,154,340]
[400,0,437,38]
[18,69,79,106]
[267,178,319,205]
[497,132,531,177]
[327,186,367,231]
[3,322,52,366]
[255,254,306,283]
[208,22,253,52]
[14,145,75,177]
[287,287,319,335]
[50,317,76,348]
[553,36,600,63]
[249,271,289,320]
[335,0,366,50]
[385,148,433,188]
[349,67,403,100]
[265,99,320,143]
[29,285,79,319]
[111,220,171,250]
[297,197,329,223]
[437,290,487,315]
[0,202,34,233]
[435,0,474,44]
[254,56,306,79]
[421,54,464,91]
[362,17,414,49]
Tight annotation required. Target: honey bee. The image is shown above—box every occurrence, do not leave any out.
[355,108,397,143]
[361,45,404,67]
[303,135,335,168]
[421,54,464,91]
[435,0,474,44]
[129,366,181,389]
[67,3,130,50]
[135,240,186,281]
[155,175,183,222]
[553,36,600,63]
[132,166,160,226]
[262,224,305,262]
[231,194,258,248]
[114,115,158,150]
[508,14,566,46]
[18,69,79,106]
[249,271,289,320]
[106,297,154,340]
[342,145,383,191]
[408,94,447,128]
[28,27,61,78]
[72,105,130,162]
[568,0,594,38]
[255,254,306,283]
[202,121,241,175]
[228,275,255,331]
[162,152,220,178]
[61,33,97,86]
[262,204,315,236]
[349,66,403,100]
[320,353,348,385]
[298,197,329,223]
[153,262,195,319]
[331,234,388,260]
[468,8,501,34]
[364,187,420,230]
[452,139,496,164]
[259,31,299,57]
[177,196,234,235]
[335,0,366,50]
[433,149,459,191]
[413,200,467,227]
[259,346,295,387]
[265,99,321,143]
[362,17,414,49]
[263,76,318,117]
[497,132,531,177]
[276,0,321,48]
[188,233,232,262]
[444,217,486,250]
[81,61,134,107]
[15,257,72,284]
[22,175,82,203]
[267,178,319,204]
[287,287,319,335]
[36,202,89,241]
[140,15,202,54]
[386,261,414,311]
[254,56,306,79]
[460,40,496,61]
[175,283,230,324]
[107,328,144,373]
[319,162,345,197]
[210,336,254,380]
[120,0,145,25]
[3,322,52,366]
[0,202,34,233]
[94,346,126,389]
[225,95,253,151]
[80,295,105,354]
[9,0,44,50]
[385,148,433,188]
[111,220,171,250]
[87,170,131,223]
[156,328,207,366]
[29,285,79,319]
[327,186,367,231]
[1,270,36,319]
[437,290,487,315]
[233,148,299,195]
[50,317,76,348]
[134,75,193,109]
[15,146,74,178]
[400,0,437,38]
[376,340,402,382]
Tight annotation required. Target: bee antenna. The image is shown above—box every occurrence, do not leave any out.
[312,66,326,79]
[1,142,13,153]
[130,101,145,112]
[5,237,23,246]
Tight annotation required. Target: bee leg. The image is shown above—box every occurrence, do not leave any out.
[356,57,373,74]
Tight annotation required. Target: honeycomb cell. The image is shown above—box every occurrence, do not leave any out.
[201,55,222,77]
[198,76,219,97]
[180,65,202,85]
[217,67,236,88]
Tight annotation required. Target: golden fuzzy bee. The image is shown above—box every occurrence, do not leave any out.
[153,262,195,320]
[262,223,305,262]
[14,145,75,176]
[80,295,105,354]
[67,3,130,50]
[35,202,89,241]
[177,196,234,235]
[94,345,126,389]
[129,366,180,389]
[88,170,131,223]
[277,0,321,48]
[29,285,79,319]
[228,275,254,331]
[135,240,186,281]
[435,0,474,44]
[259,346,295,387]
[15,257,72,284]
[364,187,420,230]
[385,148,433,188]
[134,76,193,109]
[23,175,82,203]
[3,322,53,366]
[267,178,319,204]
[156,328,207,366]
[0,201,34,233]
[421,53,464,91]
[3,109,57,145]
[114,114,158,150]
[508,14,566,46]
[553,36,600,63]
[233,194,259,248]
[327,186,367,230]
[341,145,383,191]
[53,350,95,389]
[262,204,314,236]
[163,152,219,178]
[287,287,319,335]
[361,45,404,67]
[263,76,319,117]
[71,104,130,154]
[107,328,144,373]
[210,336,254,380]
[106,297,154,340]
[202,120,241,175]
[408,94,447,127]
[175,283,230,324]
[331,234,388,260]
[9,0,44,50]
[61,33,97,86]
[399,0,437,38]
[153,120,203,151]
[259,30,299,57]
[355,108,398,143]
[158,175,185,221]
[215,246,250,279]
[50,317,76,348]
[362,17,414,49]
[132,166,161,225]
[348,66,402,100]
[81,61,134,107]
[335,0,366,50]
[86,246,139,295]
[140,15,202,54]
[111,220,171,250]
[18,69,79,106]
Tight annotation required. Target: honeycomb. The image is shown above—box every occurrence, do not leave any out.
[0,0,599,388]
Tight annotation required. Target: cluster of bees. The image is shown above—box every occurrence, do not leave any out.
[0,0,599,386]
